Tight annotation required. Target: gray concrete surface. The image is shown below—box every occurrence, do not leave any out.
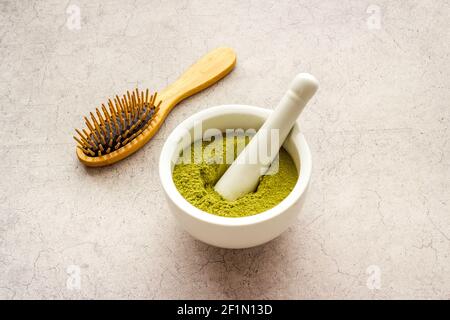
[0,0,449,299]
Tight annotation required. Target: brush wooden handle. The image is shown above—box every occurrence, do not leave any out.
[158,47,237,116]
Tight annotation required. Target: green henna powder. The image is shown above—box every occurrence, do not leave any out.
[172,136,299,217]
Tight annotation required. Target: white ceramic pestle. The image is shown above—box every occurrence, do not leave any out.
[214,73,318,201]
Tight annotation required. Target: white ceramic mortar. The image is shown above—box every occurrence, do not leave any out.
[159,105,311,249]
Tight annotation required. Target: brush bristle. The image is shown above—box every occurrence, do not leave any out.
[74,88,161,157]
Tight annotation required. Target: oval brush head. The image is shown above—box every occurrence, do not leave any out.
[74,88,161,160]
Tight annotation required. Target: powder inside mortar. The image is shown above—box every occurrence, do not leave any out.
[172,135,299,217]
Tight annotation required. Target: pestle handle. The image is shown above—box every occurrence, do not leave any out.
[214,73,318,201]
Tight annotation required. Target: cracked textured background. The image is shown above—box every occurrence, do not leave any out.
[0,0,449,299]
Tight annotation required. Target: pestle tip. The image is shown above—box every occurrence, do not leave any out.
[289,73,319,103]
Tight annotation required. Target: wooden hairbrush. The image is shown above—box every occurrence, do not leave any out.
[73,47,236,167]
